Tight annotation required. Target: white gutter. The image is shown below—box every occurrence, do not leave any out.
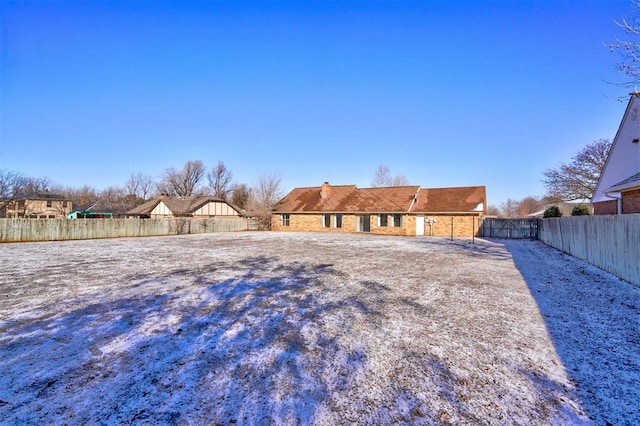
[605,180,640,215]
[604,190,623,215]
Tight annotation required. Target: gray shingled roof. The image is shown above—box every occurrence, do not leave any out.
[15,192,69,200]
[609,171,640,190]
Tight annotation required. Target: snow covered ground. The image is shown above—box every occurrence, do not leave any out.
[0,232,638,425]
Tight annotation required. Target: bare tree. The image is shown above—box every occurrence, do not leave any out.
[99,186,131,216]
[609,0,640,87]
[230,183,251,210]
[0,169,25,198]
[371,164,410,187]
[249,174,283,229]
[500,199,520,218]
[23,176,52,194]
[125,174,140,200]
[485,205,500,216]
[157,160,205,197]
[391,175,410,186]
[372,164,392,187]
[101,186,126,203]
[138,175,154,200]
[63,185,99,210]
[35,184,93,216]
[516,196,544,217]
[207,161,233,200]
[125,173,154,203]
[542,139,612,201]
[0,169,27,217]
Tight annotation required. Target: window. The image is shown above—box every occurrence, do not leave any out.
[378,214,388,227]
[335,213,343,228]
[392,214,402,227]
[63,201,68,208]
[46,201,52,208]
[323,213,331,228]
[280,214,290,227]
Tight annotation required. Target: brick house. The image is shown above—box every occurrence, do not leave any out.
[126,195,242,218]
[272,183,486,237]
[593,93,640,214]
[2,192,73,218]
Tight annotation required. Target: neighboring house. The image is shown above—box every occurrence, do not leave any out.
[2,192,73,218]
[272,182,486,237]
[126,195,242,218]
[75,199,133,218]
[592,92,640,215]
[67,211,114,219]
[527,202,593,218]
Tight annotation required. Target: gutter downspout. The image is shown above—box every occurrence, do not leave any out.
[604,191,622,215]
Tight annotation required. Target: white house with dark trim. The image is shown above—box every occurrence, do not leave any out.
[593,93,640,215]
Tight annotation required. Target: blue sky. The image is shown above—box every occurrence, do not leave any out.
[0,0,635,207]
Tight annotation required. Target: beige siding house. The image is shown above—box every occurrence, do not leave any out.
[272,183,486,237]
[2,192,73,218]
[127,196,242,218]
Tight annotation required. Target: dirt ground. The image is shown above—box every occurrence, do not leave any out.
[1,232,638,425]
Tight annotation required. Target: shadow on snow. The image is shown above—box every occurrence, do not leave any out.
[505,240,640,425]
[0,255,461,424]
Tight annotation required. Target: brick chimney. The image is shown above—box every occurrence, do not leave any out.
[321,182,331,199]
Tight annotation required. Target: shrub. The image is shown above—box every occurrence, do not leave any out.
[543,206,563,218]
[571,205,591,216]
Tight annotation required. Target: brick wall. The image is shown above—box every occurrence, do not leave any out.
[422,215,480,237]
[272,213,354,233]
[271,213,414,235]
[622,189,640,214]
[593,200,618,215]
[272,212,480,237]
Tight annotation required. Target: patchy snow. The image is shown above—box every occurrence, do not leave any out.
[0,232,638,424]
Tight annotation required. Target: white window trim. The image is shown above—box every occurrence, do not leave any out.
[322,213,331,228]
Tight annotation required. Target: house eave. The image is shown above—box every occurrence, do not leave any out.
[273,210,482,215]
[606,181,640,194]
[273,210,410,214]
[412,211,484,215]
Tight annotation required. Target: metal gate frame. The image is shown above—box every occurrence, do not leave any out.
[479,218,539,239]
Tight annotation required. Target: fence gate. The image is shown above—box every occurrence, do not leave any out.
[479,218,539,239]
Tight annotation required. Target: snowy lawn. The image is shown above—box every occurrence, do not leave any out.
[0,232,638,425]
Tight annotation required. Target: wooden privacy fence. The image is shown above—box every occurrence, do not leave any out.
[479,218,539,239]
[0,217,249,242]
[539,215,640,287]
